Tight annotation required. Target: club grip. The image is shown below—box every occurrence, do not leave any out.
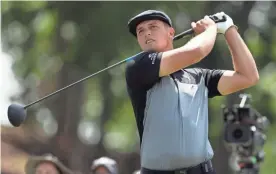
[173,14,227,41]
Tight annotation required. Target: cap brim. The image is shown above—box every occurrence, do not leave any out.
[128,15,172,37]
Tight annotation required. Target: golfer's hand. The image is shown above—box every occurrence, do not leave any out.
[191,16,217,35]
[214,12,237,34]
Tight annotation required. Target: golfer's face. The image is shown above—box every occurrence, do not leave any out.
[35,162,60,174]
[136,20,173,52]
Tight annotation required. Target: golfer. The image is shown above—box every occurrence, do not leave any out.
[125,10,259,174]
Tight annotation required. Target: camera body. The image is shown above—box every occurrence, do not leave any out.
[223,107,252,145]
[223,107,267,156]
[222,94,269,174]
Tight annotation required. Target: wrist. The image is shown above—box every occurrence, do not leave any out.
[207,25,218,33]
[225,25,239,37]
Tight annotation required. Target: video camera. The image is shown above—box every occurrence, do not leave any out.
[222,94,269,174]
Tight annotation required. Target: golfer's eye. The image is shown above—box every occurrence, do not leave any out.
[150,25,158,30]
[137,29,144,35]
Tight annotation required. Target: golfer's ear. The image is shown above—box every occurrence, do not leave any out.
[169,27,175,39]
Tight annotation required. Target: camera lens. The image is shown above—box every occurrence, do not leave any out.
[233,129,243,139]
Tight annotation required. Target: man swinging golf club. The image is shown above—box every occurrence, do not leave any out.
[125,10,259,174]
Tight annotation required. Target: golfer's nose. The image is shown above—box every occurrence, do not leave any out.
[145,29,152,36]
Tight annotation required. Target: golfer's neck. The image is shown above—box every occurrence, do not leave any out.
[163,43,174,51]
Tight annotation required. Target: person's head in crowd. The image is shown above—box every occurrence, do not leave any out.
[25,153,74,174]
[132,170,140,174]
[91,157,118,174]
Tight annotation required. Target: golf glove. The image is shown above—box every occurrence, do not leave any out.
[214,12,238,34]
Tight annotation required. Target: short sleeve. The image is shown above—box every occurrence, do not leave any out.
[202,69,225,98]
[125,51,162,90]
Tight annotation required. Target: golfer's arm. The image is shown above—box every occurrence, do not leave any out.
[217,27,259,95]
[159,26,217,77]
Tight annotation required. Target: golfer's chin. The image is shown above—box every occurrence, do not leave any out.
[143,45,162,52]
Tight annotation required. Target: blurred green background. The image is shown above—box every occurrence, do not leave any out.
[1,1,276,174]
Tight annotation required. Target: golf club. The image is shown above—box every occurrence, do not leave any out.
[7,14,226,127]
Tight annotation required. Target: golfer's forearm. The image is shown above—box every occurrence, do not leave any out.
[225,27,259,83]
[159,26,217,77]
[186,25,217,62]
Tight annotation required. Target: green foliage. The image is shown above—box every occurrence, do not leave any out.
[105,100,138,152]
[2,1,276,174]
[245,28,266,58]
[260,125,276,174]
[209,96,226,139]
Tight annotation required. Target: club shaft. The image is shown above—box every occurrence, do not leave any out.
[24,59,128,109]
[173,29,194,41]
[24,27,198,109]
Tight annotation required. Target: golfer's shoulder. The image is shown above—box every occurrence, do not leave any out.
[125,51,161,75]
[125,51,162,88]
[127,51,160,65]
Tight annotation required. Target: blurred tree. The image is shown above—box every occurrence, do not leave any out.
[1,1,276,174]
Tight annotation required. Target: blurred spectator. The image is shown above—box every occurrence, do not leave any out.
[91,157,118,174]
[25,154,75,174]
[132,170,140,174]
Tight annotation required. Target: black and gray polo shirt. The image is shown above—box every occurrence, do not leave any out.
[125,51,225,170]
